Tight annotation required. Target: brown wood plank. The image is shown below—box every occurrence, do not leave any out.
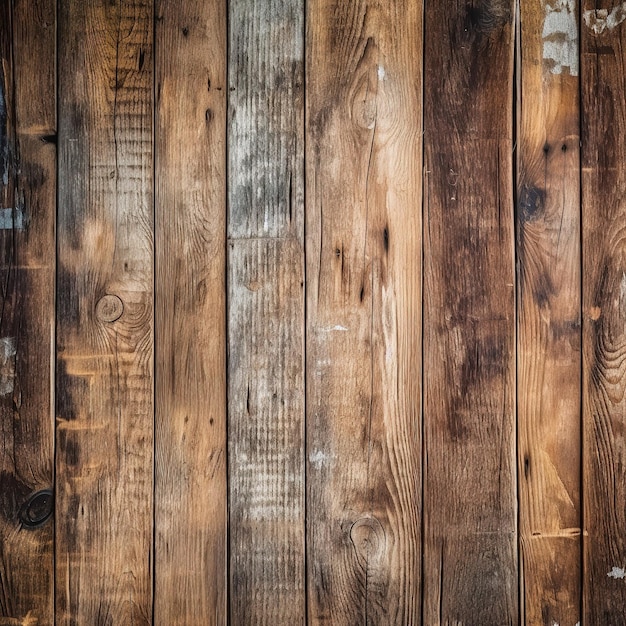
[581,2,626,623]
[153,1,227,624]
[306,1,423,623]
[517,1,582,623]
[422,1,518,622]
[227,0,305,622]
[56,1,154,623]
[0,1,55,623]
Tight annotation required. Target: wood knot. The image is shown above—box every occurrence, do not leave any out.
[518,184,545,222]
[20,489,54,529]
[349,516,386,566]
[96,295,124,322]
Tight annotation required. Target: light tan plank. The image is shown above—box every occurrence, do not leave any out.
[306,0,423,622]
[154,1,227,623]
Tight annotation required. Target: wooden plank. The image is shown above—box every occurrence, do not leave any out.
[581,2,626,622]
[422,1,517,622]
[227,0,305,622]
[0,1,55,623]
[153,1,227,624]
[306,1,423,623]
[517,1,581,623]
[56,1,154,623]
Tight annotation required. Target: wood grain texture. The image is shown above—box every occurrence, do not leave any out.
[227,0,305,622]
[56,1,154,623]
[517,1,582,624]
[154,2,227,624]
[0,1,55,623]
[581,2,626,622]
[422,1,517,623]
[306,1,423,623]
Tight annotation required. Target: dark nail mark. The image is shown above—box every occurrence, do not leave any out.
[383,227,389,252]
[20,489,54,529]
[138,49,145,72]
[359,285,365,302]
[561,143,567,152]
[207,78,211,91]
[40,134,57,145]
[205,108,213,123]
[542,143,550,154]
[182,26,189,37]
[335,248,341,258]
[524,454,531,479]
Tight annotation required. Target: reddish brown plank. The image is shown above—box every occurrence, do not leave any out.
[56,1,154,623]
[422,1,518,622]
[0,1,55,623]
[517,1,582,623]
[154,1,227,623]
[582,2,626,623]
[306,0,423,623]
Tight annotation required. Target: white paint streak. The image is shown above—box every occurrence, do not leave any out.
[608,566,626,579]
[377,65,386,81]
[542,0,579,76]
[0,207,24,230]
[583,3,626,34]
[322,324,348,332]
[0,337,16,396]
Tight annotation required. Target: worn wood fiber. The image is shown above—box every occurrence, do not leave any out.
[154,1,227,624]
[423,1,518,623]
[227,0,306,623]
[56,1,154,623]
[306,1,423,623]
[0,1,55,623]
[581,1,626,623]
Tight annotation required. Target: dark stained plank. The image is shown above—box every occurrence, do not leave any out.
[0,1,55,623]
[306,1,423,623]
[154,1,227,623]
[422,1,518,622]
[56,1,154,623]
[517,1,582,623]
[227,0,306,622]
[581,2,626,622]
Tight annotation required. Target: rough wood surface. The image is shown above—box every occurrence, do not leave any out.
[422,1,518,623]
[581,2,626,622]
[306,1,423,623]
[517,1,582,624]
[56,1,154,623]
[153,2,227,624]
[227,0,306,622]
[0,1,55,623]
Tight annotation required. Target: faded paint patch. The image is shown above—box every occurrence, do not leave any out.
[608,566,626,579]
[377,65,386,81]
[0,206,25,230]
[0,337,16,396]
[583,3,626,34]
[0,68,8,187]
[543,0,579,76]
[309,449,335,469]
[322,324,348,332]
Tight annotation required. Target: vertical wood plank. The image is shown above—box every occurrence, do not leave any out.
[517,1,581,623]
[56,1,154,623]
[154,1,227,624]
[227,0,305,622]
[306,1,423,623]
[422,1,518,622]
[581,2,626,622]
[0,0,55,623]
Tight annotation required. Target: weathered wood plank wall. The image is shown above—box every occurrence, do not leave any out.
[2,0,626,624]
